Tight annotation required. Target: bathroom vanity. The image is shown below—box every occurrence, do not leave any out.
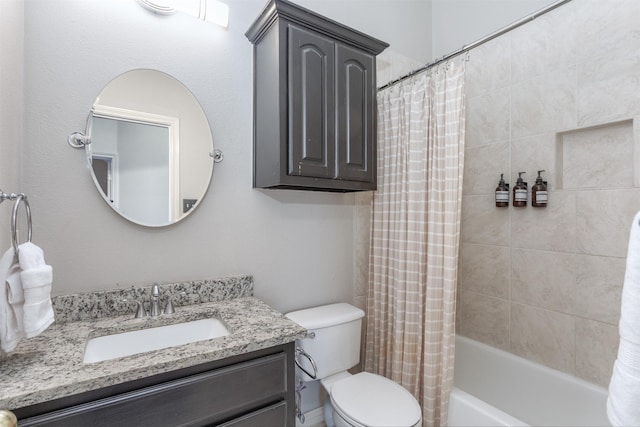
[0,277,306,427]
[16,344,294,426]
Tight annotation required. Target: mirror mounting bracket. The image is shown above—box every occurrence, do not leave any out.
[67,131,91,148]
[210,148,224,163]
[68,131,223,164]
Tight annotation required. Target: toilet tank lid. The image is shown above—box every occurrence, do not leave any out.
[285,303,364,329]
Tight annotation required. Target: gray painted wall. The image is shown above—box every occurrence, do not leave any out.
[0,0,24,254]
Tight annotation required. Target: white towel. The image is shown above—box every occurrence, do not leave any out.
[607,210,640,427]
[0,242,54,353]
[17,242,54,338]
[0,247,25,352]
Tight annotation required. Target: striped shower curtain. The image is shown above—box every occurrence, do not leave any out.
[364,61,466,427]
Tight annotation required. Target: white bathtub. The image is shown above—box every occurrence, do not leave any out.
[448,335,611,427]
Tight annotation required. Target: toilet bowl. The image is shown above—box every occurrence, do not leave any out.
[328,372,421,427]
[286,303,422,427]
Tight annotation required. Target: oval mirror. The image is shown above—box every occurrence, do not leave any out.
[83,69,214,227]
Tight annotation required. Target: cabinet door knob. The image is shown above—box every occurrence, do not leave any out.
[0,410,17,427]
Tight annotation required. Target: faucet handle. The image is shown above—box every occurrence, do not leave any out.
[122,298,147,318]
[164,291,186,315]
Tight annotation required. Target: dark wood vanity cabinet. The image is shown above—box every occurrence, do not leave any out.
[15,343,295,427]
[246,0,388,192]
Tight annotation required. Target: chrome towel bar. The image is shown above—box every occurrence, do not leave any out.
[0,190,33,255]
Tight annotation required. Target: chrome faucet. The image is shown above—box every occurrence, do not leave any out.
[150,284,161,316]
[123,284,184,318]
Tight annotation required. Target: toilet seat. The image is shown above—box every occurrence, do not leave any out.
[330,372,422,427]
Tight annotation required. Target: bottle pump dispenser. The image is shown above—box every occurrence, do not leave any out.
[532,170,548,207]
[495,174,509,207]
[513,172,527,207]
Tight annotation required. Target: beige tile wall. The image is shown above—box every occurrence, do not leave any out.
[458,0,640,387]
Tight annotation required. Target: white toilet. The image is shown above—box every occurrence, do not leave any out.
[286,303,422,427]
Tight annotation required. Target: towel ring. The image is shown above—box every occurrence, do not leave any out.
[11,193,32,255]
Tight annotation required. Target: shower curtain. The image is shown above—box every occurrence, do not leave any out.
[364,61,466,427]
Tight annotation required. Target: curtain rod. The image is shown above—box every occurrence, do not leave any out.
[377,0,572,91]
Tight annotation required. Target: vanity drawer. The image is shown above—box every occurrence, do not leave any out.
[19,352,289,427]
[218,401,288,427]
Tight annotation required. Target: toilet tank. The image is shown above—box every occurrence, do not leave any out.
[285,303,365,381]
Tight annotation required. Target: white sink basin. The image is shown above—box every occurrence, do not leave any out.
[83,318,229,363]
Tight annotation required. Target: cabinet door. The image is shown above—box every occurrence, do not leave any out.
[335,44,375,183]
[288,24,335,178]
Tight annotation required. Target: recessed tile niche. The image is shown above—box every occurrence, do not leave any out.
[556,118,639,189]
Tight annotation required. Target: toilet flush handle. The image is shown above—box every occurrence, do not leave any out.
[295,347,318,380]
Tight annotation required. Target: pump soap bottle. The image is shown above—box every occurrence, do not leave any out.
[513,172,527,207]
[495,174,509,207]
[532,170,548,207]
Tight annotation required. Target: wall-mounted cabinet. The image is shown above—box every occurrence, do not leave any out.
[246,0,388,192]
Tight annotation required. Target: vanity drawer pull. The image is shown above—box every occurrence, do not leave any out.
[0,410,17,427]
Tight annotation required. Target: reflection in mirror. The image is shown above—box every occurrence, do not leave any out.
[85,69,214,227]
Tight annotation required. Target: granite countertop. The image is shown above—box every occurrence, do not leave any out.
[0,296,306,411]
